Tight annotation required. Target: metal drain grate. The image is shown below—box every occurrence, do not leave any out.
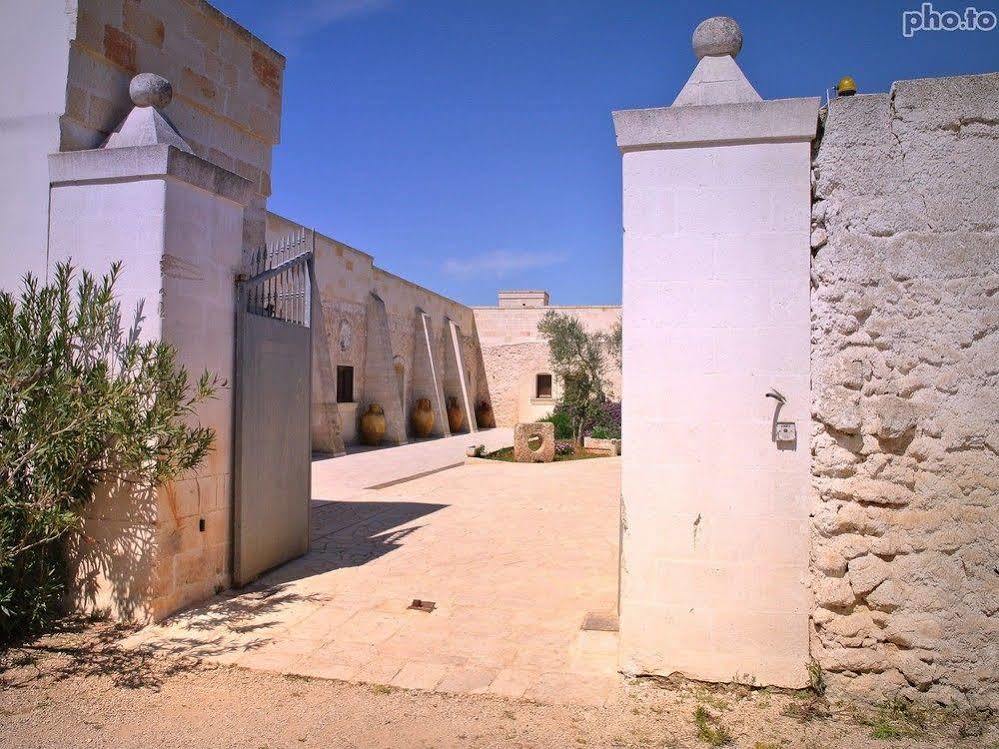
[581,611,619,632]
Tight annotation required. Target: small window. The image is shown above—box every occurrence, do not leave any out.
[535,373,552,399]
[336,365,354,403]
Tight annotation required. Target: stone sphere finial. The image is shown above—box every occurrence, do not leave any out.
[129,73,173,108]
[692,16,743,59]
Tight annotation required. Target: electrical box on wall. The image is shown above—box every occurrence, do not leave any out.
[776,422,797,443]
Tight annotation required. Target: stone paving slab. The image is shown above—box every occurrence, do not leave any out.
[311,427,514,500]
[129,454,622,706]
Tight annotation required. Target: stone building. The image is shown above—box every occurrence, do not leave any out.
[0,0,995,711]
[472,291,621,427]
[0,0,288,620]
[265,213,491,453]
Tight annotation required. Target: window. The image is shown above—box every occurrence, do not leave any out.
[535,373,552,399]
[336,365,354,403]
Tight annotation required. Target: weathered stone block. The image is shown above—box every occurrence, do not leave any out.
[252,49,281,93]
[812,546,847,575]
[848,554,891,596]
[866,579,904,613]
[513,422,555,463]
[814,386,861,434]
[821,645,890,673]
[873,395,917,440]
[583,436,620,456]
[813,576,855,609]
[825,477,915,507]
[825,610,878,639]
[123,0,165,48]
[103,25,137,73]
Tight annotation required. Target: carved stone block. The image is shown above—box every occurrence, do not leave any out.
[513,422,555,463]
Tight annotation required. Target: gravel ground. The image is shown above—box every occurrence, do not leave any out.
[1,621,994,749]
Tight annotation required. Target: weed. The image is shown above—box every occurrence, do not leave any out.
[859,696,926,740]
[694,705,732,746]
[782,695,830,723]
[370,684,394,695]
[753,743,780,749]
[807,660,826,696]
[695,687,730,712]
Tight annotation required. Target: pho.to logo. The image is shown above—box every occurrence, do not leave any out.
[902,3,997,36]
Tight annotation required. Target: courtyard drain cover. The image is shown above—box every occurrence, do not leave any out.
[581,611,619,632]
[408,599,436,613]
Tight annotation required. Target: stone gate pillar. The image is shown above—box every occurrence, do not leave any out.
[47,74,252,621]
[614,18,819,687]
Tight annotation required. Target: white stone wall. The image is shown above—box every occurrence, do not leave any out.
[473,304,622,427]
[618,136,814,688]
[49,147,248,621]
[810,73,999,709]
[0,0,74,287]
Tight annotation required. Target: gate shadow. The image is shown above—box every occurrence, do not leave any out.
[255,499,448,587]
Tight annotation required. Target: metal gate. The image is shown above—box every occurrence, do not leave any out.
[232,232,314,586]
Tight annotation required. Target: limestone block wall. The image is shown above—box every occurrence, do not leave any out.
[473,303,622,427]
[266,212,491,445]
[48,144,250,621]
[0,0,285,290]
[810,73,999,709]
[478,340,552,426]
[617,136,815,688]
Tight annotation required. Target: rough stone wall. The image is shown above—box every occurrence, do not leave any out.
[810,73,999,709]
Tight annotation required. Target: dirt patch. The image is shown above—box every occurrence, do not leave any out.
[1,622,994,749]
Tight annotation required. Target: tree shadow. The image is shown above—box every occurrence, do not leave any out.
[1,501,449,691]
[257,500,447,587]
[0,584,327,691]
[0,617,203,691]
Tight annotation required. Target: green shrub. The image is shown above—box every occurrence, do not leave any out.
[538,407,573,440]
[0,262,217,642]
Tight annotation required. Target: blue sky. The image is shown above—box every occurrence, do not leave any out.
[213,0,998,306]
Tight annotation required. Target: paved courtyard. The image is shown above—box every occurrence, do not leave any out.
[130,449,622,706]
[313,427,514,497]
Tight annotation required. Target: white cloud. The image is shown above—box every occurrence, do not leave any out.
[272,0,396,48]
[443,250,568,279]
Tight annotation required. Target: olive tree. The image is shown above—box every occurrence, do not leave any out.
[0,262,217,641]
[537,310,616,445]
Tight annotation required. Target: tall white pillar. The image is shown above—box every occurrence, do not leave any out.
[614,17,819,687]
[47,74,252,621]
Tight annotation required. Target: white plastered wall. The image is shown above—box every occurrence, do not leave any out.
[615,60,819,684]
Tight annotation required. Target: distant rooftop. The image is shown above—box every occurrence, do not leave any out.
[497,290,550,308]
